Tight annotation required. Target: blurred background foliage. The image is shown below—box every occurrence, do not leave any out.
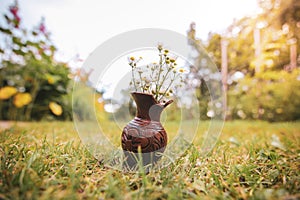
[187,0,300,121]
[228,69,300,121]
[0,2,72,121]
[1,0,300,122]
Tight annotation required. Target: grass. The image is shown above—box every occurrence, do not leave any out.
[0,120,300,200]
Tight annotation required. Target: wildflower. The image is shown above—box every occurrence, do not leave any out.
[39,23,46,34]
[9,5,18,16]
[178,68,185,73]
[129,44,183,102]
[47,75,55,84]
[157,44,163,51]
[0,86,18,100]
[48,78,54,84]
[13,93,32,108]
[9,4,20,27]
[142,77,150,84]
[49,102,63,116]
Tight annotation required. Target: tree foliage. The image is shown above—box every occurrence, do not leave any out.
[228,69,300,121]
[187,0,300,121]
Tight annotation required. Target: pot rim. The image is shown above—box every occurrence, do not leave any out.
[130,91,173,108]
[130,91,158,103]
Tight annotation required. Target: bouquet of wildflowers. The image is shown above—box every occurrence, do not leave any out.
[128,45,185,102]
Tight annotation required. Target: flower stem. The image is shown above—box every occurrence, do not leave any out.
[155,53,164,100]
[157,66,172,95]
[138,72,144,93]
[158,73,178,102]
[132,67,137,91]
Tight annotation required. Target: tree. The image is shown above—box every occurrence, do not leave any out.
[257,0,300,70]
[187,23,224,120]
[187,0,300,121]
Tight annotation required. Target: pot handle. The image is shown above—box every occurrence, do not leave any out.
[162,99,173,108]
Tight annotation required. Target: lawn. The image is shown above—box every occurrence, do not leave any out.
[0,121,299,200]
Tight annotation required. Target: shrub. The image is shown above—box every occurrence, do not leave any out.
[228,69,300,121]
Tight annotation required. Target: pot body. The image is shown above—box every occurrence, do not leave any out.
[122,117,167,153]
[121,92,169,169]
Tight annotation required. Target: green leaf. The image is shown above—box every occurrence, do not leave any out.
[32,30,38,36]
[0,27,12,35]
[12,36,23,45]
[12,49,25,56]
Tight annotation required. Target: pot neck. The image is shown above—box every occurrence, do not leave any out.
[131,92,163,122]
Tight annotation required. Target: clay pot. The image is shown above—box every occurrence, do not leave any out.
[121,92,173,169]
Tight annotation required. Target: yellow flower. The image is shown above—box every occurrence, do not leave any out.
[49,102,63,116]
[0,86,17,100]
[178,68,185,73]
[130,56,135,61]
[13,93,32,108]
[47,76,55,84]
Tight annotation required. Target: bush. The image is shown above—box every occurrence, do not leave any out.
[0,2,71,121]
[228,69,300,121]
